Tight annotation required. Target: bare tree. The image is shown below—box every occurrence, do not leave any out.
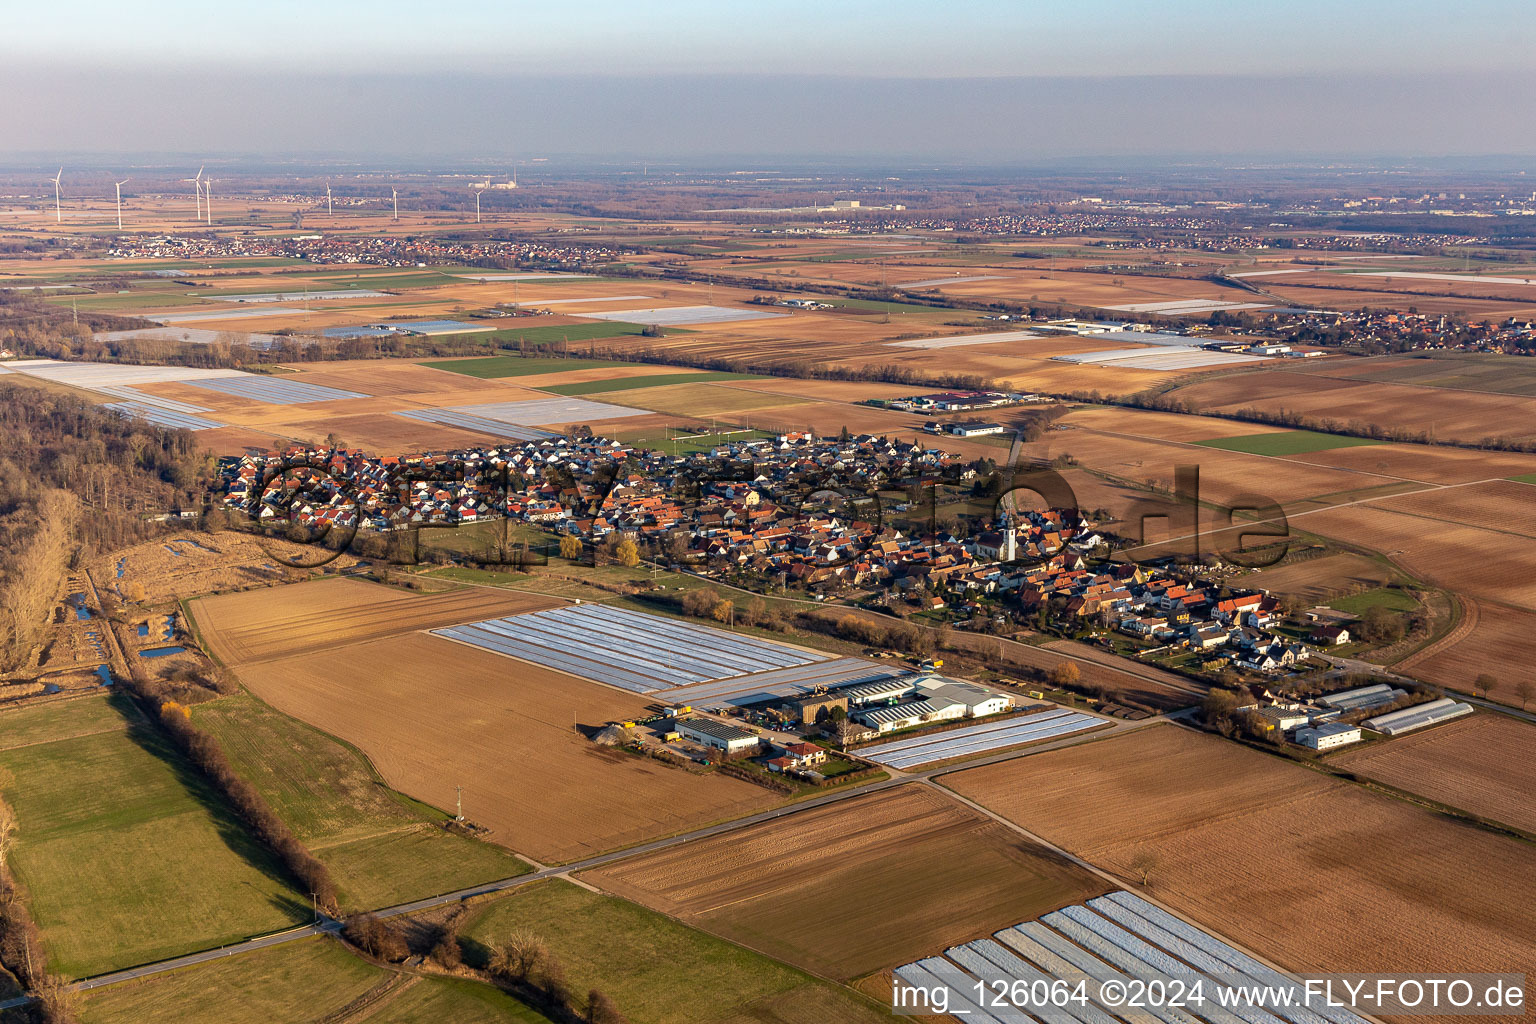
[1474,673,1498,699]
[1516,680,1533,710]
[1129,847,1160,888]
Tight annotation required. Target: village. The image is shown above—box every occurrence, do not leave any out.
[217,429,1387,699]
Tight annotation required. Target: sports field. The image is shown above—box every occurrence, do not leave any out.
[0,694,308,978]
[465,880,889,1024]
[584,784,1107,981]
[193,693,529,910]
[1193,429,1382,455]
[946,725,1536,981]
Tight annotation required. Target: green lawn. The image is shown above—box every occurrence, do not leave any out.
[1330,587,1420,616]
[77,938,381,1024]
[421,355,634,379]
[540,371,767,396]
[1193,430,1383,456]
[0,695,308,979]
[1509,473,1536,485]
[463,880,889,1024]
[192,693,529,911]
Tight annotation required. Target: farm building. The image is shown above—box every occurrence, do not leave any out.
[675,718,761,755]
[1257,707,1312,732]
[1318,683,1405,711]
[914,679,1012,718]
[778,691,849,725]
[1363,698,1474,736]
[1294,722,1362,751]
[944,421,1006,438]
[854,697,966,734]
[840,677,919,707]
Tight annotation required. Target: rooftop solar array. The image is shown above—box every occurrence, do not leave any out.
[394,409,554,441]
[183,376,367,404]
[662,658,902,707]
[577,305,787,326]
[434,603,826,694]
[898,890,1371,1024]
[857,708,1102,769]
[103,401,226,431]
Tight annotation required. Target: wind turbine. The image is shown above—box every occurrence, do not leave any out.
[391,186,398,221]
[49,167,62,222]
[183,166,204,221]
[202,176,213,223]
[473,185,485,223]
[326,182,333,216]
[113,178,130,230]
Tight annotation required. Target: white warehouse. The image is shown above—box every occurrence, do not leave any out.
[1294,722,1361,751]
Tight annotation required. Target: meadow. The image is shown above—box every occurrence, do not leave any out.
[464,880,890,1024]
[0,694,307,978]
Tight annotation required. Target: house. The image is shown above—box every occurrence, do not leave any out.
[1309,624,1351,646]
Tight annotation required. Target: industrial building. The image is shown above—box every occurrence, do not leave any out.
[854,697,966,734]
[674,718,761,755]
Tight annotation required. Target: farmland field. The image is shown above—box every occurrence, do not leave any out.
[223,630,778,862]
[1193,429,1382,455]
[945,725,1536,984]
[583,784,1107,981]
[605,381,815,417]
[420,356,636,379]
[1402,601,1536,703]
[465,880,890,1024]
[0,694,308,979]
[188,577,561,664]
[192,693,529,910]
[539,371,766,396]
[1243,552,1398,602]
[1332,715,1536,833]
[76,938,382,1024]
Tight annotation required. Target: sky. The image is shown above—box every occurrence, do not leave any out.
[4,0,1536,161]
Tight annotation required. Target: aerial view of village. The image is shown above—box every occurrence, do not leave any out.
[0,3,1532,1023]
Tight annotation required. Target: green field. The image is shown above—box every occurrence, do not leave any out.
[77,938,381,1024]
[44,291,209,311]
[365,977,552,1024]
[0,694,308,978]
[473,322,655,346]
[1194,430,1383,456]
[1510,473,1536,485]
[463,880,888,1024]
[610,426,777,455]
[1330,587,1421,616]
[193,693,528,910]
[421,355,633,379]
[540,371,766,396]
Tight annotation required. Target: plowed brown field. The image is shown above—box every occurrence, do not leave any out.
[945,726,1536,991]
[189,577,558,664]
[584,784,1106,981]
[225,630,777,862]
[1333,715,1536,833]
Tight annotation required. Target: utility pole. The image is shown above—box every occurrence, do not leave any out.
[455,785,464,822]
[311,891,318,923]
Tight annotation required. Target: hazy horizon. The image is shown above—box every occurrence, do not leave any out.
[4,1,1536,161]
